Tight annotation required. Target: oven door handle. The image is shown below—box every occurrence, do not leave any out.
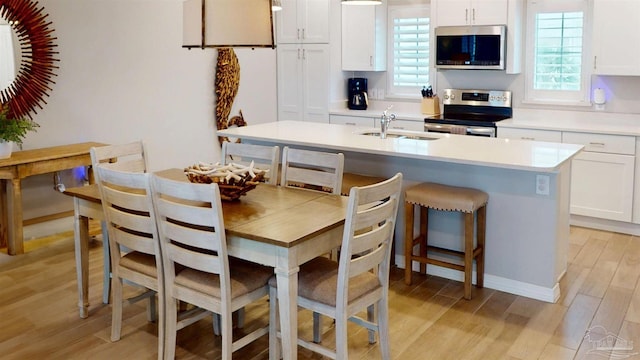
[466,127,496,137]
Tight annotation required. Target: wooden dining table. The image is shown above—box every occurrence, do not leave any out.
[65,168,348,360]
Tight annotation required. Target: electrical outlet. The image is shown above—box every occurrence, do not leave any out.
[369,88,378,100]
[536,174,550,195]
[378,89,385,99]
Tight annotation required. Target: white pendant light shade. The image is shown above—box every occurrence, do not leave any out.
[183,0,275,49]
[342,0,382,4]
[272,0,282,11]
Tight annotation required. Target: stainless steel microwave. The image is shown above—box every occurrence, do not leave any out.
[435,25,506,70]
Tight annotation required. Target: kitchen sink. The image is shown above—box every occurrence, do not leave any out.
[358,130,440,141]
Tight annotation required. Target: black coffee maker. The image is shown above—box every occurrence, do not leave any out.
[348,78,368,110]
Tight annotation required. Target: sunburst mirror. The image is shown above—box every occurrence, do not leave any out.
[0,0,58,119]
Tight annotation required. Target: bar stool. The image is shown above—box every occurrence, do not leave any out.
[404,182,488,300]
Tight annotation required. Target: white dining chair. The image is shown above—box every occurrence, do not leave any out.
[269,172,403,360]
[280,146,344,195]
[151,175,273,360]
[221,142,280,185]
[93,164,164,359]
[85,141,148,305]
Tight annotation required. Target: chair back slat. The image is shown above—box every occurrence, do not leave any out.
[221,142,280,185]
[95,166,160,260]
[91,141,147,175]
[167,242,222,274]
[160,219,222,253]
[280,146,344,194]
[337,173,403,305]
[151,175,229,278]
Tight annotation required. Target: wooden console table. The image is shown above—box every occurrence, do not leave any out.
[0,142,107,255]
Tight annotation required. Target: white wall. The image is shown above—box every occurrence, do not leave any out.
[20,0,278,219]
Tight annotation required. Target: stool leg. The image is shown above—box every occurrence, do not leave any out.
[476,205,486,289]
[464,212,474,300]
[404,202,415,285]
[419,206,428,275]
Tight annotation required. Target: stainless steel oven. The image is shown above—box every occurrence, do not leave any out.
[424,89,512,137]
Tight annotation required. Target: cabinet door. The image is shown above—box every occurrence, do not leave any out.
[276,0,301,44]
[497,127,562,142]
[330,115,375,127]
[342,5,375,71]
[277,45,304,121]
[592,0,640,76]
[570,151,635,222]
[436,0,508,26]
[436,0,472,25]
[341,5,387,71]
[388,119,425,132]
[276,0,329,44]
[302,44,329,123]
[300,0,329,43]
[470,0,508,25]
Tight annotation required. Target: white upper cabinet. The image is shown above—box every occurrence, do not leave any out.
[436,0,508,26]
[592,0,640,76]
[341,2,387,71]
[276,0,330,44]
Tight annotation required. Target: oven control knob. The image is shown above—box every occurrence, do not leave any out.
[444,94,449,100]
[490,96,495,101]
[449,94,455,100]
[502,96,507,101]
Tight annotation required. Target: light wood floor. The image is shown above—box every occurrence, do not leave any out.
[1,226,639,359]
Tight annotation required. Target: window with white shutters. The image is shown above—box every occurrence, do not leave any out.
[525,0,590,105]
[387,6,430,98]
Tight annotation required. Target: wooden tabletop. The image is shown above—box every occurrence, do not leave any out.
[66,168,348,248]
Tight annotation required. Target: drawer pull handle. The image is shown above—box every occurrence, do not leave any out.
[346,122,356,126]
[521,137,535,140]
[589,142,606,147]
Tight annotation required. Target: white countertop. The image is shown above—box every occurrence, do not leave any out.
[218,121,583,172]
[331,104,640,136]
[499,108,640,136]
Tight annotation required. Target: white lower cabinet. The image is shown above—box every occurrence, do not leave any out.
[387,119,425,132]
[499,127,637,222]
[563,132,636,222]
[569,151,634,222]
[330,115,375,127]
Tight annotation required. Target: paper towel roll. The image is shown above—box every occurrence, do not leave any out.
[593,88,606,105]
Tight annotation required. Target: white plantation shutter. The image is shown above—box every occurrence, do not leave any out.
[388,6,430,98]
[534,12,584,90]
[525,0,590,105]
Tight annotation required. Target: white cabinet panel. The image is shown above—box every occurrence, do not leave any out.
[341,3,386,71]
[562,132,636,155]
[436,0,508,26]
[276,0,329,44]
[387,119,424,132]
[277,44,329,123]
[570,151,635,222]
[497,128,562,142]
[330,115,375,127]
[592,0,640,76]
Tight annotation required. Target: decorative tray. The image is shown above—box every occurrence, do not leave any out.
[184,161,267,201]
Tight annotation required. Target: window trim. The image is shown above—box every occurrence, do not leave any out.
[386,4,432,100]
[523,0,592,107]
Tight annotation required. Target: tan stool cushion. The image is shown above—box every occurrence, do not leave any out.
[341,173,387,196]
[405,182,488,213]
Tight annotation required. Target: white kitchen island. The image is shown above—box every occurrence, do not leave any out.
[218,121,584,303]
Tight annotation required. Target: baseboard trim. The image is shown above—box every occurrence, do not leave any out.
[570,215,640,236]
[395,254,559,303]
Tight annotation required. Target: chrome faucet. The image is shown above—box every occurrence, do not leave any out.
[380,105,396,139]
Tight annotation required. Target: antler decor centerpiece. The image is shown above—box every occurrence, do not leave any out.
[185,161,267,201]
